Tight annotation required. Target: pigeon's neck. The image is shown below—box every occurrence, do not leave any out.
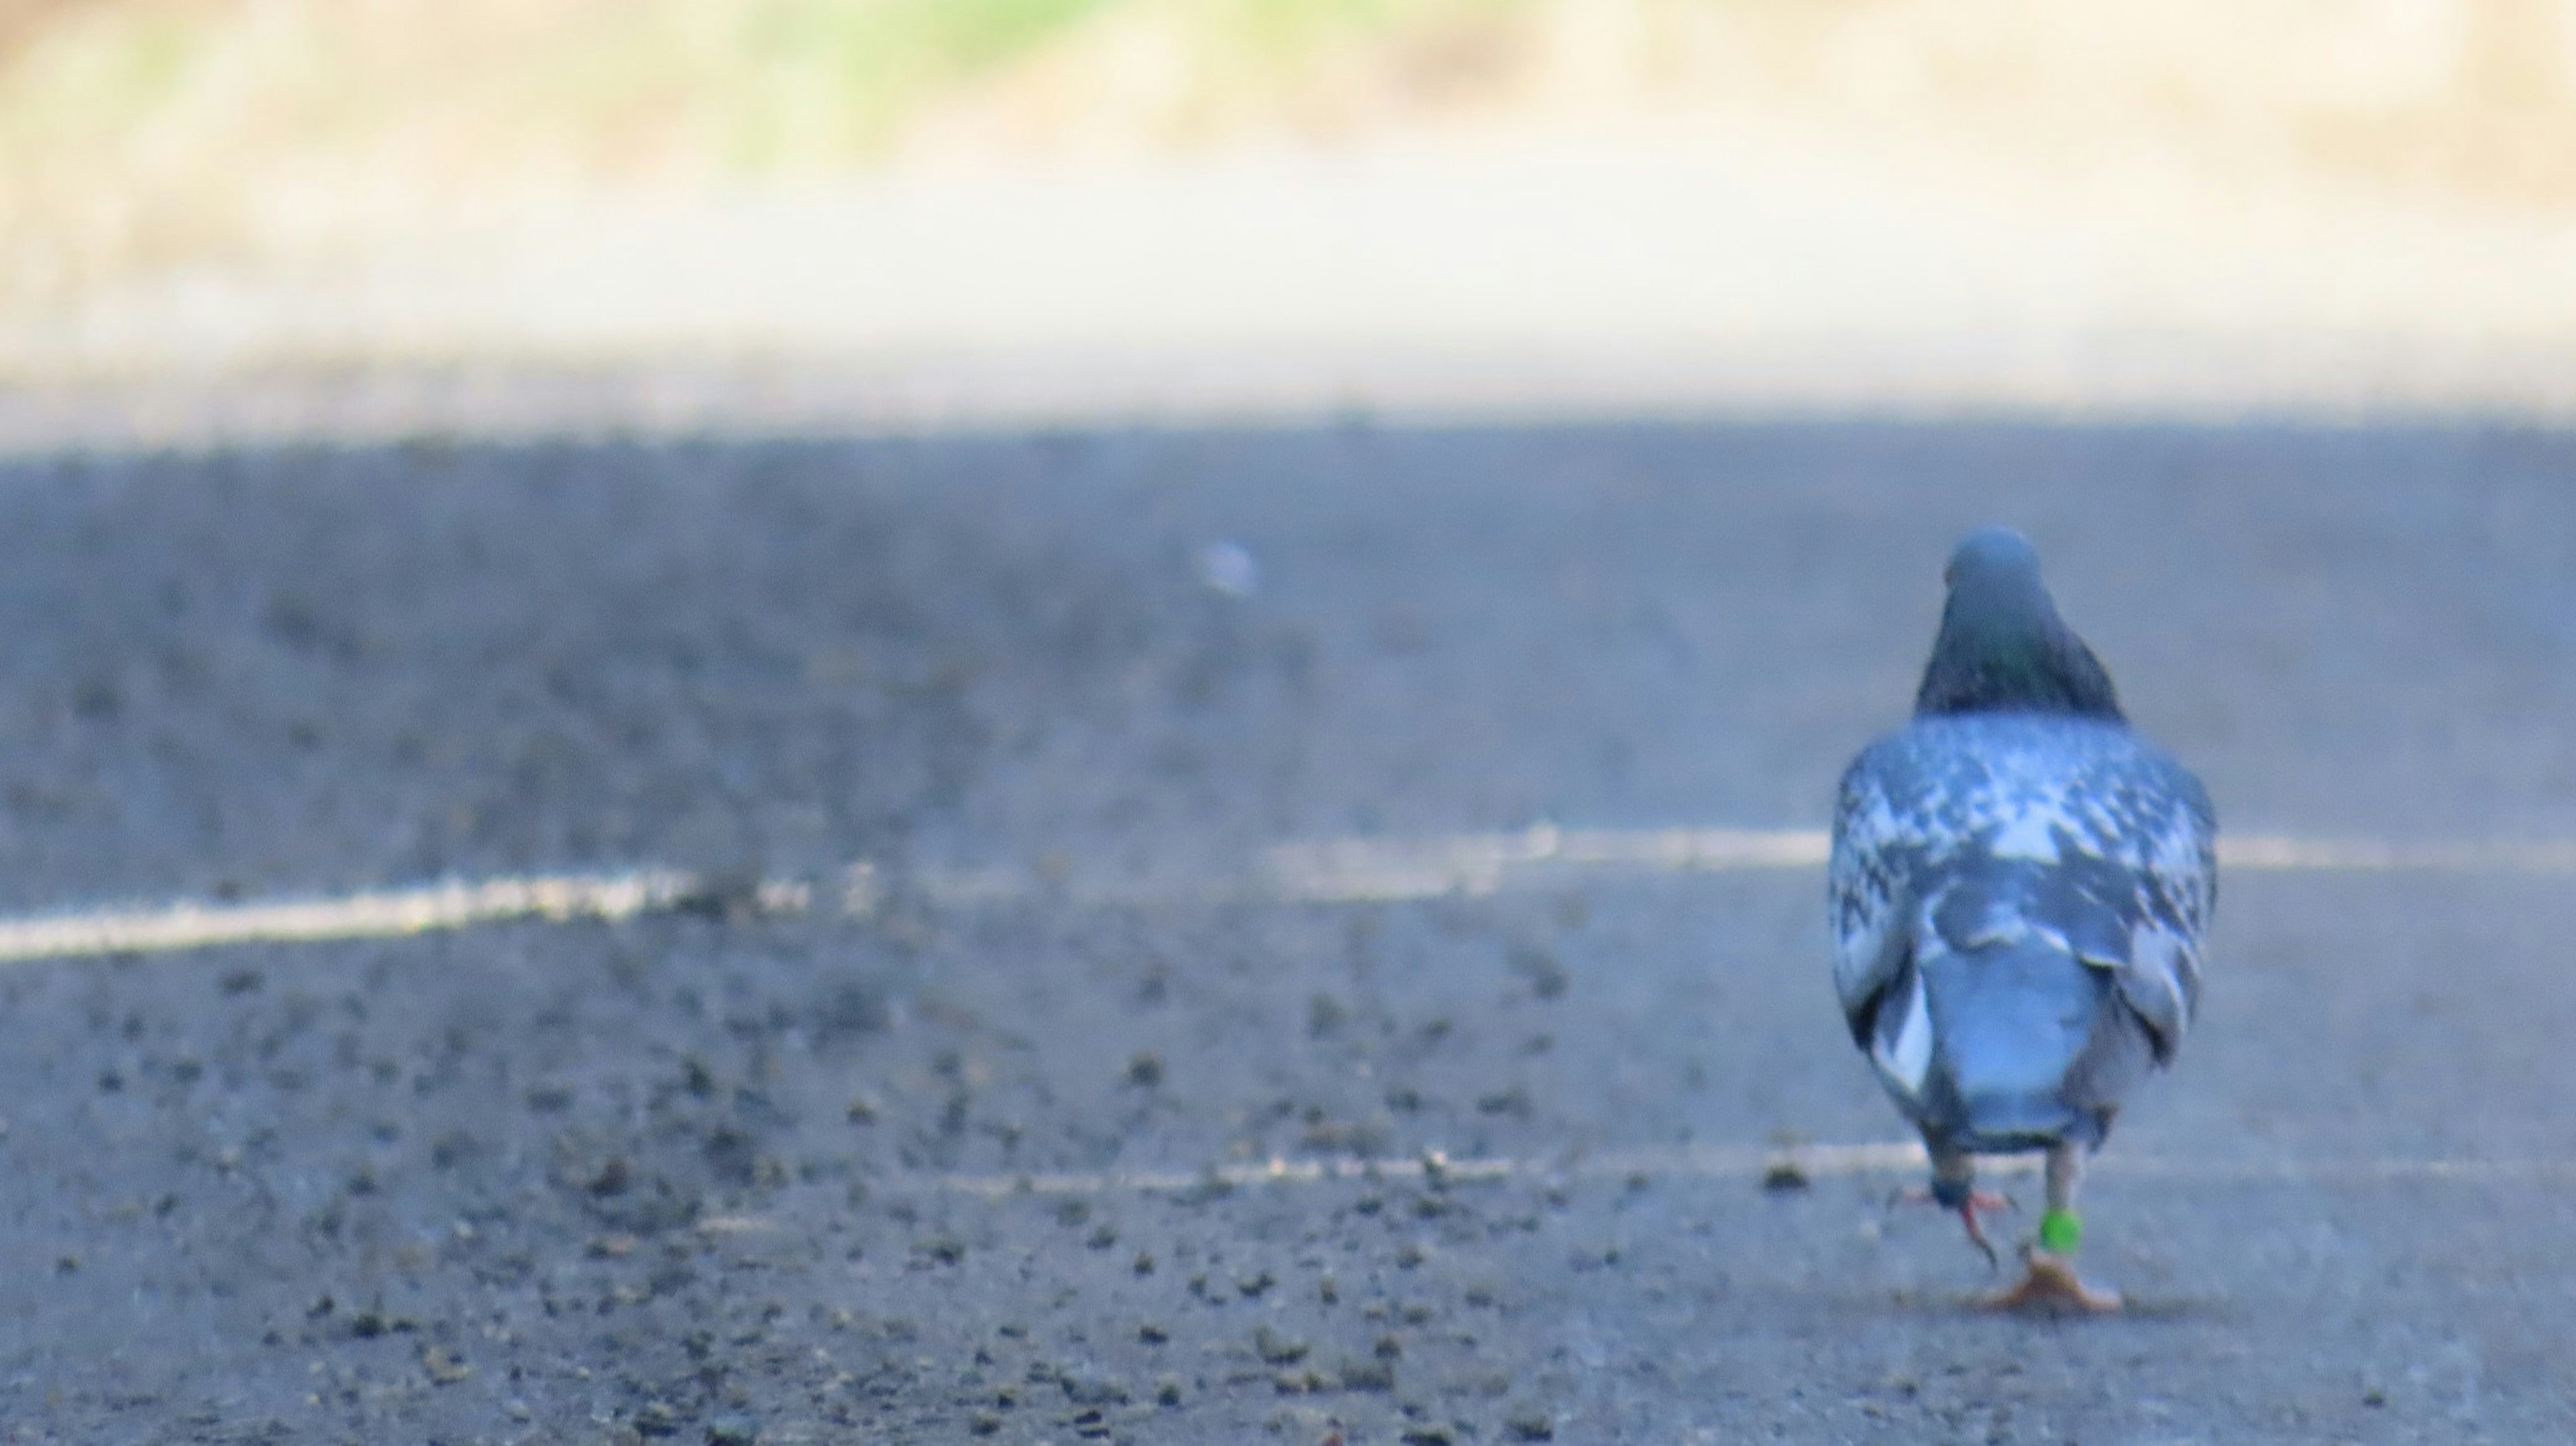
[1912,594,2124,722]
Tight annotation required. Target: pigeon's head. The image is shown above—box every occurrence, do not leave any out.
[1915,527,2124,721]
[1942,526,2043,592]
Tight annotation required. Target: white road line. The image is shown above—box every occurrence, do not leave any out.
[941,826,2576,909]
[7,826,2576,966]
[2217,836,2576,872]
[0,869,698,964]
[929,1143,1919,1200]
[928,1140,2576,1201]
[1244,826,2576,903]
[1250,826,1831,903]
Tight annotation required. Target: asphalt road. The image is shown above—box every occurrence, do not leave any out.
[3,419,2575,1443]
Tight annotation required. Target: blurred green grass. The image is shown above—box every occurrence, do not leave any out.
[0,0,1534,170]
[0,0,1536,302]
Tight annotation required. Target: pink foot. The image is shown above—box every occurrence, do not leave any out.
[1892,1186,2017,1269]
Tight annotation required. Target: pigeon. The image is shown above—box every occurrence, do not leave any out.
[1828,526,2216,1311]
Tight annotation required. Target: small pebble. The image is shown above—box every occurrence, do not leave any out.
[1342,1359,1396,1392]
[420,1345,471,1385]
[1760,1160,1811,1193]
[1197,541,1259,597]
[1060,1371,1128,1406]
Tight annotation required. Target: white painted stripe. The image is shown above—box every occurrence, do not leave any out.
[0,869,698,964]
[1253,826,1833,903]
[1248,827,2576,898]
[2218,836,2576,872]
[1042,827,2576,909]
[5,826,2576,966]
[928,1140,2576,1200]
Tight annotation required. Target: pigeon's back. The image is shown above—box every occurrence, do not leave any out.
[1829,712,2216,1152]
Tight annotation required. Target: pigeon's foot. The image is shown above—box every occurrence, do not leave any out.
[1981,1249,2123,1315]
[1890,1186,2017,1270]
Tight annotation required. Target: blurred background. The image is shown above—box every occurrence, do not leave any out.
[5,0,2576,433]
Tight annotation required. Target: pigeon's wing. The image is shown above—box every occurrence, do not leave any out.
[1833,720,2217,1064]
[1828,746,1922,1048]
[2015,747,2217,1064]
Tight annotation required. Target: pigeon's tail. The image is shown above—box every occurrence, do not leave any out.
[1916,937,2148,1154]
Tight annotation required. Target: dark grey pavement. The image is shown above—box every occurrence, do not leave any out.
[1,420,2575,1443]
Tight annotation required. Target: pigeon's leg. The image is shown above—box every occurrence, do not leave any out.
[1894,1145,2015,1270]
[1984,1142,2123,1313]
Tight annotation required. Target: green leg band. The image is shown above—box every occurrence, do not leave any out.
[2038,1208,2082,1256]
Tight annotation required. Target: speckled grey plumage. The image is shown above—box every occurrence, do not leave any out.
[1830,529,2217,1158]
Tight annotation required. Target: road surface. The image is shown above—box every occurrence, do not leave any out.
[1,416,2573,1442]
